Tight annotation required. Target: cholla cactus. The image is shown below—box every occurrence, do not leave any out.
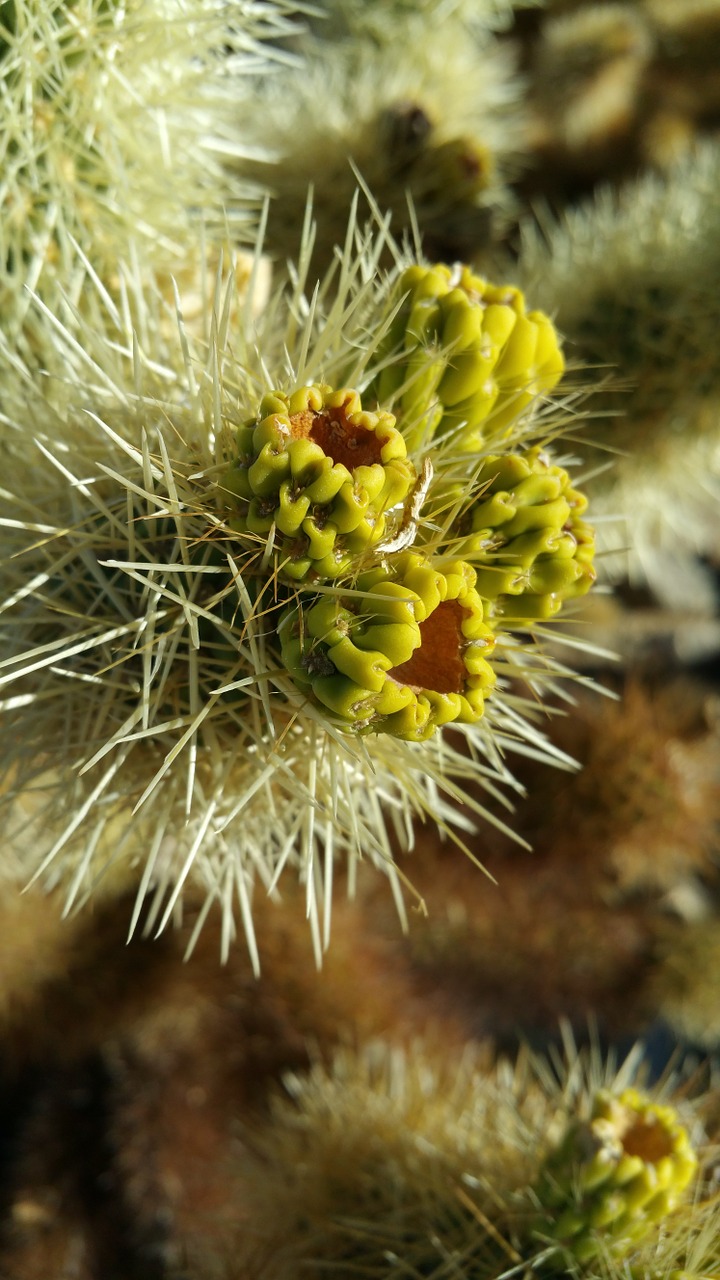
[521,1,720,185]
[232,14,527,268]
[216,1035,709,1279]
[536,1085,698,1264]
[513,142,720,608]
[649,918,720,1050]
[0,212,596,961]
[0,0,296,346]
[527,4,654,163]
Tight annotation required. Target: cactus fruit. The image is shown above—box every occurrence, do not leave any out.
[372,262,565,451]
[223,385,416,581]
[279,551,496,739]
[536,1086,698,1264]
[451,446,596,621]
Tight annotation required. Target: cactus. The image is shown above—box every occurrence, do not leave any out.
[279,551,496,739]
[0,0,294,350]
[371,262,565,451]
[520,0,720,189]
[0,0,597,978]
[223,384,415,582]
[649,919,720,1051]
[513,142,720,608]
[231,17,527,268]
[4,5,720,1276]
[0,212,596,957]
[536,1085,698,1264]
[210,1037,708,1279]
[447,446,596,621]
[528,4,654,163]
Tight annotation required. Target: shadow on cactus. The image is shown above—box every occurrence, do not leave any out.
[0,216,597,963]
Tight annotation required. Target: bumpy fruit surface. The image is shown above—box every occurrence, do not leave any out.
[278,551,496,740]
[222,385,416,581]
[536,1087,698,1265]
[449,446,596,621]
[372,263,565,450]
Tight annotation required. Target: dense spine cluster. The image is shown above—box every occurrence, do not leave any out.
[224,1040,710,1280]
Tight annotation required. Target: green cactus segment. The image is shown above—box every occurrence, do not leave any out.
[451,447,595,622]
[223,385,416,580]
[278,551,496,740]
[373,263,565,451]
[662,1274,716,1280]
[536,1087,698,1265]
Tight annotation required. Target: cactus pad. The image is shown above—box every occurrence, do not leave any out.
[223,385,416,580]
[278,551,496,740]
[372,263,565,450]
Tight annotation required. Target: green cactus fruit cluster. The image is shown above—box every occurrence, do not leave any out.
[278,551,496,740]
[536,1086,698,1265]
[218,365,594,741]
[372,262,565,451]
[450,446,596,621]
[223,385,416,581]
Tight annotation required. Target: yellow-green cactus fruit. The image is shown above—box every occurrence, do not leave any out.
[536,1086,698,1265]
[223,385,416,581]
[453,447,596,621]
[372,263,565,451]
[278,551,496,740]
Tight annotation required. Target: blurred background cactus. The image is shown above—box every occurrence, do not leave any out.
[1,0,720,1276]
[510,143,720,610]
[228,4,528,269]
